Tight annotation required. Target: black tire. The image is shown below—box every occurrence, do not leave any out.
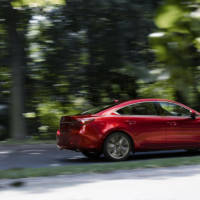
[81,150,101,159]
[186,149,199,154]
[103,132,132,161]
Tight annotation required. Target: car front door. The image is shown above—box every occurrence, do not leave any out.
[155,102,200,148]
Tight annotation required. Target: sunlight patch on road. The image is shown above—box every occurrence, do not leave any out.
[49,163,61,167]
[1,172,200,200]
[21,149,46,153]
[29,153,41,155]
[0,151,12,154]
[73,156,84,159]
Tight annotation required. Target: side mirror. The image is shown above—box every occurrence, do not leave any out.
[190,111,197,120]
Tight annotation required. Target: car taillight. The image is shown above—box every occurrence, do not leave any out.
[57,129,61,136]
[79,118,94,125]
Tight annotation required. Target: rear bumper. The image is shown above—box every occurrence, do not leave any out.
[56,129,101,151]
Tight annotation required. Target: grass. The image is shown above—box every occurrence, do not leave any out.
[1,155,200,179]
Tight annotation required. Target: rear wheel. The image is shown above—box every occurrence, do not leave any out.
[103,132,132,161]
[81,150,101,159]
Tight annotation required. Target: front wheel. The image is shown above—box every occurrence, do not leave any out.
[103,132,132,161]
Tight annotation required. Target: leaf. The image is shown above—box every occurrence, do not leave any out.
[11,0,65,7]
[155,4,184,29]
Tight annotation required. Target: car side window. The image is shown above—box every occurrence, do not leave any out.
[156,102,190,117]
[117,102,157,115]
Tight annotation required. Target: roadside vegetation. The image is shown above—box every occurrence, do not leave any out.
[1,0,200,141]
[1,154,200,179]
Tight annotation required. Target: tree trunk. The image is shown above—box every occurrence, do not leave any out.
[5,2,26,139]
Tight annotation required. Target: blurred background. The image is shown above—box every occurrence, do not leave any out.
[0,0,200,141]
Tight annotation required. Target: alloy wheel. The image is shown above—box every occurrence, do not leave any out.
[104,132,132,161]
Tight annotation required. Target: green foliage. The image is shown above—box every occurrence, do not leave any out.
[12,0,65,7]
[138,80,175,100]
[37,101,64,133]
[155,3,186,30]
[150,0,200,106]
[0,0,199,140]
[0,0,166,139]
[36,100,81,136]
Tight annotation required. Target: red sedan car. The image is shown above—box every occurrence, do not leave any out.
[57,99,200,161]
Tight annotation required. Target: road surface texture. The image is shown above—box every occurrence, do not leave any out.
[0,143,199,170]
[0,165,200,200]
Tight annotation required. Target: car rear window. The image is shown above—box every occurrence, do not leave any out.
[117,102,157,116]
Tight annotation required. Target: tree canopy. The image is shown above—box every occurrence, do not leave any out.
[150,0,200,106]
[2,0,200,140]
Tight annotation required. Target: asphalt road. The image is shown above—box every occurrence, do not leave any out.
[0,143,199,170]
[1,165,200,200]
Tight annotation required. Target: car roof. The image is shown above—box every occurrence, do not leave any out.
[97,98,196,115]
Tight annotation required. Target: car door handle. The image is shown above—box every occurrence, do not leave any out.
[125,120,136,125]
[167,122,177,126]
